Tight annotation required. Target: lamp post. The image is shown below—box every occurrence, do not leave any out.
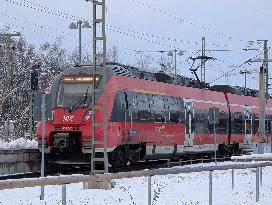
[69,20,91,64]
[239,69,252,95]
[167,49,184,75]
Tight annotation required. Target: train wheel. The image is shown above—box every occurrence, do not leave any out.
[110,148,129,167]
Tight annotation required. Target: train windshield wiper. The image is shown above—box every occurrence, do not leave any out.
[69,87,90,113]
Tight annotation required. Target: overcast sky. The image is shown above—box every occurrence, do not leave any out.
[1,0,272,89]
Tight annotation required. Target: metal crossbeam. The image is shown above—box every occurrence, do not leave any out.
[91,0,108,174]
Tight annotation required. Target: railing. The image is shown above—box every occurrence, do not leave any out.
[0,161,271,205]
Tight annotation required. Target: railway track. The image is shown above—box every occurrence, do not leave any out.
[0,156,232,180]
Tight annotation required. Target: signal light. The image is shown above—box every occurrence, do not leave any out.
[30,64,40,90]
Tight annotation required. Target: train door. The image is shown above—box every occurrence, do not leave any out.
[244,106,252,144]
[184,100,194,147]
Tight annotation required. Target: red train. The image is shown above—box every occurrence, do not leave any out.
[37,63,272,166]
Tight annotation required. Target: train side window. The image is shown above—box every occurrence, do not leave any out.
[153,95,165,123]
[245,114,252,135]
[137,93,151,121]
[124,92,129,109]
[232,112,244,134]
[168,97,180,124]
[218,111,227,134]
[208,110,226,134]
[194,109,208,134]
[252,114,259,134]
[179,98,185,124]
[109,91,124,122]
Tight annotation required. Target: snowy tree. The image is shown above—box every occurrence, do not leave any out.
[0,35,72,140]
[107,45,119,63]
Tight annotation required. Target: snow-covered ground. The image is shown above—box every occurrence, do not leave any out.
[0,138,37,149]
[232,153,272,160]
[0,162,272,205]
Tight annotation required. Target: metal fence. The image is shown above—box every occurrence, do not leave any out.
[0,161,271,205]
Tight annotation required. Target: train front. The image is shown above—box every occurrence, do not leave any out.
[36,66,98,165]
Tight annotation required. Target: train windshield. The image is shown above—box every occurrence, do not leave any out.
[57,82,93,108]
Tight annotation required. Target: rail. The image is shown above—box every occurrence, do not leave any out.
[0,161,271,205]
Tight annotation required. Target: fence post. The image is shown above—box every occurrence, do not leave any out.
[62,184,66,205]
[40,186,44,200]
[260,167,263,186]
[209,171,213,205]
[148,176,151,205]
[232,169,234,190]
[256,167,259,202]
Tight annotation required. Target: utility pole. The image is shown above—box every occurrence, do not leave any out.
[263,40,269,99]
[259,64,266,141]
[90,0,108,174]
[263,40,269,142]
[167,49,184,75]
[40,93,46,200]
[0,33,20,86]
[69,20,91,64]
[239,69,252,95]
[249,40,272,142]
[201,37,206,83]
[189,37,214,85]
[190,37,232,85]
[77,20,83,64]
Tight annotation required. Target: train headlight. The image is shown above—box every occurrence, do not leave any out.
[82,110,92,122]
[51,110,54,121]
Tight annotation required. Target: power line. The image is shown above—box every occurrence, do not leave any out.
[130,0,250,45]
[1,20,58,39]
[3,0,172,49]
[4,0,263,85]
[209,52,264,84]
[5,0,252,51]
[5,0,77,21]
[0,12,76,39]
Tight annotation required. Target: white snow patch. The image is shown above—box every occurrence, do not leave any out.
[0,138,38,149]
[1,163,272,204]
[232,153,272,160]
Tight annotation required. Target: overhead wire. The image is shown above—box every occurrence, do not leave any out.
[130,0,250,45]
[4,0,176,50]
[0,12,144,66]
[5,0,253,51]
[209,52,264,84]
[0,12,76,40]
[3,0,263,86]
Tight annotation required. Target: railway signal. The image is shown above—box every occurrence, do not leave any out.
[29,64,40,139]
[30,64,40,91]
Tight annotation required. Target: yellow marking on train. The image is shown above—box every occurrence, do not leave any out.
[63,77,94,82]
[133,89,165,95]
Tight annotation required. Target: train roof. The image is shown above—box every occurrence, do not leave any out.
[105,62,261,98]
[60,62,261,98]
